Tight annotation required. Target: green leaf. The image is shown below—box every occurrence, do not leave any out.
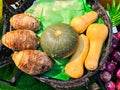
[0,84,18,90]
[107,0,120,26]
[16,73,55,90]
[0,64,18,81]
[41,58,70,80]
[82,0,93,13]
[107,3,111,12]
[116,1,120,11]
[96,18,104,24]
[112,20,120,26]
[112,0,116,10]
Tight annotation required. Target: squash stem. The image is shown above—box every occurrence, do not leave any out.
[55,30,62,36]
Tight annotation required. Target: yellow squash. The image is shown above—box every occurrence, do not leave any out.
[85,24,108,71]
[65,34,89,78]
[70,11,98,33]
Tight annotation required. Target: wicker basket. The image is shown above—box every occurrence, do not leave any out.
[0,0,112,89]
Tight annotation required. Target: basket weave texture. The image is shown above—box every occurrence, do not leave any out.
[0,0,112,89]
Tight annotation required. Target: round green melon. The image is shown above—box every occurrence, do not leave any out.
[40,23,79,59]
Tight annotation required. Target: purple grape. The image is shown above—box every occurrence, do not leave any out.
[105,81,115,90]
[112,33,119,48]
[106,61,117,72]
[112,50,120,62]
[116,69,120,79]
[99,71,112,82]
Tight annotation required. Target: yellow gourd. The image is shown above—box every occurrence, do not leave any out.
[70,11,98,33]
[85,24,108,71]
[65,34,89,78]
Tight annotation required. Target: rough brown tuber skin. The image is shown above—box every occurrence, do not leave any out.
[12,50,53,75]
[2,30,40,51]
[10,13,40,32]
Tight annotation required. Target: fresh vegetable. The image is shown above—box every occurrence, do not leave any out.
[109,33,120,55]
[99,32,120,90]
[99,71,112,82]
[65,34,89,78]
[2,30,40,51]
[10,13,40,32]
[70,11,98,33]
[12,50,53,75]
[116,69,120,79]
[40,23,79,59]
[105,81,116,90]
[85,24,108,70]
[112,50,120,62]
[115,80,120,90]
[106,61,117,72]
[112,33,119,48]
[117,32,120,39]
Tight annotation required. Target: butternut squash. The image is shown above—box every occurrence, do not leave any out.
[65,34,89,78]
[70,11,98,33]
[85,24,108,71]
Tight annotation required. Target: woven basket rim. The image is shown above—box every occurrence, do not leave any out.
[0,0,112,89]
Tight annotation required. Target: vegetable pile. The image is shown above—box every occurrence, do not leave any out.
[2,13,53,76]
[99,32,120,90]
[1,0,109,82]
[2,11,108,80]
